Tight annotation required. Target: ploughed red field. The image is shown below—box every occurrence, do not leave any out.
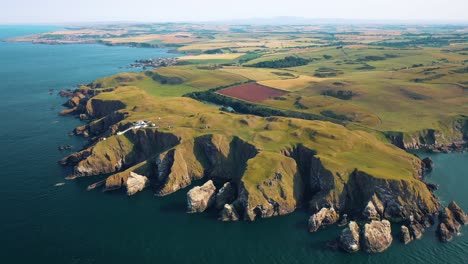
[217,82,288,102]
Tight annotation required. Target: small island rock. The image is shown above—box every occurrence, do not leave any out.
[339,221,360,253]
[400,225,413,244]
[219,204,239,221]
[362,220,393,253]
[308,207,339,232]
[187,180,216,213]
[125,172,148,196]
[437,201,467,242]
[215,182,236,209]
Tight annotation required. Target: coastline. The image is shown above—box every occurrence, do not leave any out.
[56,80,467,254]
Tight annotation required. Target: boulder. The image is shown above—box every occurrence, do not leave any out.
[125,172,149,195]
[363,201,380,221]
[187,180,216,213]
[219,204,239,221]
[308,207,339,232]
[400,225,412,244]
[215,182,236,209]
[339,221,360,253]
[362,220,393,253]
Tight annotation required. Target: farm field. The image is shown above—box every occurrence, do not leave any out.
[217,82,288,102]
[25,22,466,144]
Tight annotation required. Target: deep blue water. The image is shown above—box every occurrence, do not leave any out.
[0,26,467,264]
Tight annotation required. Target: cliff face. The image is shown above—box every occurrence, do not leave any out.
[61,129,180,177]
[60,86,441,230]
[386,116,468,152]
[345,171,439,222]
[86,98,126,119]
[236,152,303,221]
[280,144,439,224]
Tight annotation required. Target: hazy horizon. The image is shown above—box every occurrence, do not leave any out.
[2,0,467,25]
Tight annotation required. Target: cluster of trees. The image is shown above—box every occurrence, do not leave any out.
[356,64,376,70]
[321,89,356,100]
[372,37,454,48]
[412,74,446,83]
[247,56,311,68]
[314,67,343,77]
[320,110,352,121]
[294,97,308,109]
[145,71,184,85]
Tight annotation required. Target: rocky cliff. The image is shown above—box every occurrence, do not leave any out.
[58,85,459,254]
[386,116,468,152]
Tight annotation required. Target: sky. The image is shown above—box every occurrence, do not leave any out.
[2,0,467,24]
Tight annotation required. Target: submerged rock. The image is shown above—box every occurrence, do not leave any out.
[339,221,360,253]
[219,204,239,221]
[215,182,236,209]
[362,220,393,253]
[400,225,413,244]
[308,207,339,232]
[125,172,148,195]
[187,180,216,213]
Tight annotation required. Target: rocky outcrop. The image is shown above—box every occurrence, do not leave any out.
[345,171,439,224]
[215,182,236,209]
[86,98,126,119]
[363,200,380,221]
[59,148,92,166]
[362,220,393,253]
[187,180,216,213]
[236,152,303,221]
[448,201,468,225]
[437,223,453,242]
[437,201,467,242]
[422,157,434,172]
[400,225,412,244]
[125,172,148,195]
[408,216,425,240]
[154,141,204,196]
[219,204,239,221]
[339,221,360,253]
[385,117,468,152]
[308,207,339,232]
[62,128,180,178]
[337,214,348,227]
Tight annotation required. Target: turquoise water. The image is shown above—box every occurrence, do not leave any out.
[0,26,467,264]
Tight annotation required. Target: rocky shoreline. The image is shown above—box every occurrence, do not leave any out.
[57,85,468,254]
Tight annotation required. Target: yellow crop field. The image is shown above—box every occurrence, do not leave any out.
[259,75,328,91]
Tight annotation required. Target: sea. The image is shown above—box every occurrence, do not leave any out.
[0,26,467,264]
